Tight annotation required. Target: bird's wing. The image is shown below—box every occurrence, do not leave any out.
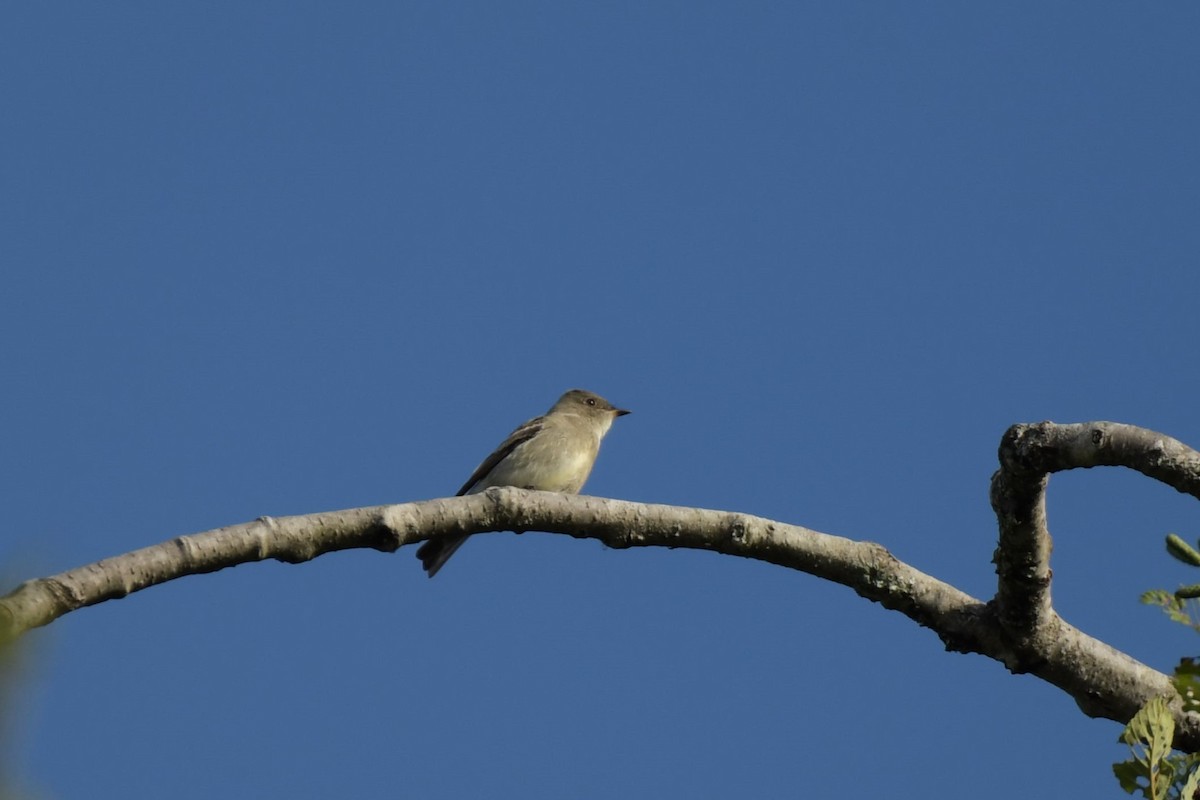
[456,415,546,495]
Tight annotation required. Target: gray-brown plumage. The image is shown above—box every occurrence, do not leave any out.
[416,389,630,577]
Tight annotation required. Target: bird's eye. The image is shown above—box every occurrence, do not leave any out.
[586,397,597,406]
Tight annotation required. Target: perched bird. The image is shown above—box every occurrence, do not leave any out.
[417,389,630,577]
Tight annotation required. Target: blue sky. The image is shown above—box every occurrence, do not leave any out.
[3,3,1199,797]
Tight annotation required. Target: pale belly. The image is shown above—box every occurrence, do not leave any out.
[473,437,597,494]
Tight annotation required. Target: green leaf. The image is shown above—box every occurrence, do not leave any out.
[1113,760,1147,795]
[1141,590,1200,629]
[1116,696,1177,799]
[1166,534,1200,567]
[1179,760,1200,800]
[1144,589,1176,606]
[1173,659,1200,714]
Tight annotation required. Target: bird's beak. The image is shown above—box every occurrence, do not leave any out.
[615,408,631,417]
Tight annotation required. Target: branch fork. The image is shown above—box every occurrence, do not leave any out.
[3,421,1199,745]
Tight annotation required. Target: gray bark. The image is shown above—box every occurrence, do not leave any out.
[3,421,1199,747]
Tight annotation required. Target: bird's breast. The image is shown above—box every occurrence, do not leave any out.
[480,435,598,493]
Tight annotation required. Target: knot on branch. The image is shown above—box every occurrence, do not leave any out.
[998,422,1060,476]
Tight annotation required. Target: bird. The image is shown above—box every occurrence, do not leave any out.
[416,389,630,577]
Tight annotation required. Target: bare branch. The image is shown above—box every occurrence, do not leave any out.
[3,421,1199,747]
[991,422,1200,643]
[990,421,1200,748]
[0,505,408,638]
[997,422,1200,498]
[991,426,1054,640]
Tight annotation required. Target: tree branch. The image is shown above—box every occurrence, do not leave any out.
[991,422,1200,647]
[990,421,1200,748]
[3,422,1199,747]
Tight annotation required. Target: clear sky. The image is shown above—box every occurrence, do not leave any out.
[3,3,1199,797]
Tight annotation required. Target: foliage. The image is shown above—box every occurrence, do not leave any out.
[1116,533,1200,798]
[1113,696,1200,800]
[1140,534,1200,631]
[1142,591,1200,633]
[1173,659,1200,716]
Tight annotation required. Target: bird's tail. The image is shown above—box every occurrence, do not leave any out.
[416,534,470,578]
